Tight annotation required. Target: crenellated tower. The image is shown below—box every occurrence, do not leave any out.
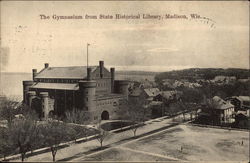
[114,80,130,99]
[79,68,96,111]
[23,80,34,104]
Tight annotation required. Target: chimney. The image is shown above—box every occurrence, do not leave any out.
[99,61,104,78]
[110,68,115,93]
[32,69,37,81]
[44,63,49,68]
[87,67,92,81]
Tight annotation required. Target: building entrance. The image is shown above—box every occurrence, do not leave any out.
[101,111,109,120]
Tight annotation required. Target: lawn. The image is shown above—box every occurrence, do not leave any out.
[124,124,249,161]
[82,147,173,161]
[79,124,249,161]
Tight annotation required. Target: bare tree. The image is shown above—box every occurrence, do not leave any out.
[0,127,14,161]
[8,116,39,162]
[0,98,19,126]
[127,98,145,137]
[65,108,90,125]
[96,122,109,148]
[64,109,92,143]
[40,120,74,162]
[0,99,40,162]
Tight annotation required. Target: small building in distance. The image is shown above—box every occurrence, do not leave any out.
[199,96,235,125]
[226,96,250,112]
[213,76,236,84]
[22,61,129,122]
[153,90,182,103]
[129,87,160,103]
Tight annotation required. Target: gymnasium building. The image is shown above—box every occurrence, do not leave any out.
[22,61,129,122]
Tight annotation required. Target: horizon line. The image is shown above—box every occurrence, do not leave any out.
[1,66,249,74]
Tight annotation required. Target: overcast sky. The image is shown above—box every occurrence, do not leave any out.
[0,1,249,72]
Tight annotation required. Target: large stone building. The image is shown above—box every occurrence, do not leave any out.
[23,61,129,122]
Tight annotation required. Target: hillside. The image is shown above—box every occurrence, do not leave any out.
[155,68,250,82]
[116,71,159,82]
[116,71,159,76]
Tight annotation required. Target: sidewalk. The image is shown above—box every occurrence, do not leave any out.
[12,114,188,162]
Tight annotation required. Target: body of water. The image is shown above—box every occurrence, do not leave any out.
[0,72,32,101]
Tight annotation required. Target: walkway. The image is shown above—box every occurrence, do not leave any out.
[12,114,190,162]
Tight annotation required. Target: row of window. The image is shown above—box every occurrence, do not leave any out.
[36,78,78,83]
[96,82,110,87]
[36,79,111,87]
[97,100,118,106]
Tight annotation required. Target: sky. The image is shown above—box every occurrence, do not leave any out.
[0,1,249,72]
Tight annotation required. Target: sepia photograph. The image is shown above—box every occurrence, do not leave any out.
[0,1,249,162]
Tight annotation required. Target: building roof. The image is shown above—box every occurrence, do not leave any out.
[30,83,79,90]
[212,96,234,110]
[238,96,250,102]
[143,88,160,97]
[35,66,98,79]
[129,87,142,97]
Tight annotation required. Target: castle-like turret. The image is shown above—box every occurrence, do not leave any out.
[79,68,96,111]
[40,92,49,119]
[110,68,115,93]
[27,91,36,107]
[114,80,130,99]
[23,80,34,104]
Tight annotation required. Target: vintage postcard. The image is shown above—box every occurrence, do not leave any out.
[0,1,249,162]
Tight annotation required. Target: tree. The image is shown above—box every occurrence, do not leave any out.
[64,109,91,143]
[69,125,89,143]
[0,98,19,126]
[0,101,40,162]
[0,128,14,161]
[40,120,74,162]
[64,108,90,125]
[127,98,145,137]
[96,122,109,148]
[9,116,40,162]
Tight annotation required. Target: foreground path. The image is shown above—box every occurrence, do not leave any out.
[13,115,186,162]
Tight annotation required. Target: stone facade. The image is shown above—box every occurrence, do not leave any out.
[23,61,129,123]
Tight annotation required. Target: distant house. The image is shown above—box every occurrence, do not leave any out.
[129,87,142,97]
[154,90,182,103]
[213,76,236,84]
[226,96,250,112]
[143,88,160,102]
[162,79,175,89]
[170,80,201,89]
[200,96,235,124]
[129,88,160,104]
[172,80,184,88]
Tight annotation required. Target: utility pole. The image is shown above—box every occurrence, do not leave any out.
[87,43,90,68]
